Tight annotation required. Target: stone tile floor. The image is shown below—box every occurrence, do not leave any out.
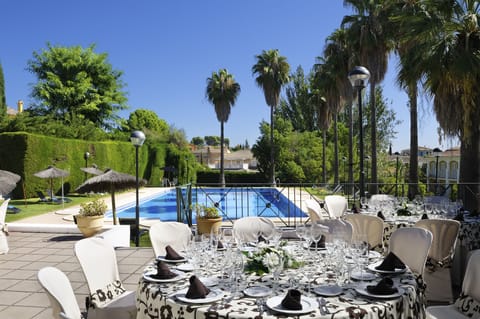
[0,231,153,319]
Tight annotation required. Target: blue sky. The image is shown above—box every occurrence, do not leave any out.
[1,0,456,152]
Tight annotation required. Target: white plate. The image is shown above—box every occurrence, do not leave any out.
[175,288,223,304]
[243,286,272,298]
[350,271,377,281]
[313,285,343,297]
[367,261,407,274]
[266,295,318,315]
[176,263,195,272]
[157,256,187,263]
[143,270,184,283]
[355,286,405,299]
[199,276,219,287]
[303,242,326,250]
[346,250,382,259]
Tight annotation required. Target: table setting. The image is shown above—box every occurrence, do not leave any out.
[136,230,422,319]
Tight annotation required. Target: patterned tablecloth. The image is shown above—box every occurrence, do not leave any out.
[136,245,422,319]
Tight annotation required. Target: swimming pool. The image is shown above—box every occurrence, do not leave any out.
[109,187,307,223]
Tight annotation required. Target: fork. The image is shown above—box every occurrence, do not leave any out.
[317,297,330,315]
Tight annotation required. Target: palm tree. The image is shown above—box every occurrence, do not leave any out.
[206,69,241,187]
[386,0,426,199]
[252,49,290,186]
[403,0,480,212]
[342,0,392,195]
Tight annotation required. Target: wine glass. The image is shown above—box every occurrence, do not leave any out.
[351,233,369,281]
[266,252,284,293]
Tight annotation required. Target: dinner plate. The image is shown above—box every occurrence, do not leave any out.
[176,263,195,272]
[266,295,318,315]
[198,276,219,287]
[313,284,343,297]
[354,286,405,299]
[346,250,382,259]
[175,288,223,304]
[243,286,272,298]
[367,261,407,275]
[143,270,185,283]
[350,271,377,281]
[156,256,187,263]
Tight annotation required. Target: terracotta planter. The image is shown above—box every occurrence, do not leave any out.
[196,217,222,235]
[76,215,105,237]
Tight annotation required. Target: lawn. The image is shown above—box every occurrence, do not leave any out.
[4,195,104,223]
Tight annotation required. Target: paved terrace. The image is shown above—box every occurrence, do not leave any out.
[0,187,168,319]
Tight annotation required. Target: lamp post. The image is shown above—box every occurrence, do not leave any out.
[365,155,370,192]
[348,66,370,199]
[83,152,90,181]
[433,147,442,195]
[130,130,146,247]
[394,152,400,197]
[342,156,347,190]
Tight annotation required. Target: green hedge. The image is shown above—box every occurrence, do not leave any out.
[0,132,154,199]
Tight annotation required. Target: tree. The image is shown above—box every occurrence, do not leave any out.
[127,109,169,142]
[343,0,392,195]
[27,43,128,130]
[252,49,290,186]
[191,137,205,146]
[402,0,480,212]
[206,69,241,187]
[0,62,6,124]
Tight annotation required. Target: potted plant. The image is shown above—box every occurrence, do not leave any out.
[194,204,222,235]
[75,198,107,237]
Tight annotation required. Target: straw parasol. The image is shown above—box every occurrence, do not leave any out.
[33,166,70,203]
[0,170,21,196]
[80,164,104,176]
[75,169,146,224]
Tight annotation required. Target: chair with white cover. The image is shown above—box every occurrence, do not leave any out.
[232,216,275,243]
[149,221,192,257]
[344,214,384,252]
[38,266,83,319]
[426,250,480,319]
[74,237,136,319]
[415,219,460,303]
[0,199,10,254]
[389,227,433,318]
[317,219,353,243]
[324,195,348,218]
[304,199,324,223]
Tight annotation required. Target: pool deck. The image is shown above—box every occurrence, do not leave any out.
[0,187,168,319]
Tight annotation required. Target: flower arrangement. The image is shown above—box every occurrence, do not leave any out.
[78,198,107,217]
[243,241,303,275]
[194,204,220,219]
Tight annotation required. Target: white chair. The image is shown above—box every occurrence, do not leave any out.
[324,195,348,218]
[232,216,275,243]
[344,214,384,252]
[389,227,433,276]
[74,237,136,319]
[426,250,480,319]
[149,221,192,257]
[415,219,461,303]
[0,199,10,254]
[38,266,83,319]
[317,219,353,243]
[304,199,324,223]
[389,227,433,318]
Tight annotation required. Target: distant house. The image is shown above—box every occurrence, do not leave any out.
[191,146,257,170]
[6,100,23,118]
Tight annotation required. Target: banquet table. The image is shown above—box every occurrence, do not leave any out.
[136,243,423,319]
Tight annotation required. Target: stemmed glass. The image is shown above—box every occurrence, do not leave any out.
[295,225,306,254]
[229,249,245,299]
[271,227,283,248]
[351,234,369,281]
[266,252,284,293]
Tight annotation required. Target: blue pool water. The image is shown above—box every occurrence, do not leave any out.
[109,187,307,222]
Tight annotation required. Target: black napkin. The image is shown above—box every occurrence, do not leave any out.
[453,212,464,221]
[421,213,429,220]
[375,252,406,271]
[151,260,177,279]
[281,289,302,310]
[309,235,326,249]
[185,275,211,299]
[377,211,385,220]
[217,240,224,249]
[366,277,398,295]
[165,245,184,260]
